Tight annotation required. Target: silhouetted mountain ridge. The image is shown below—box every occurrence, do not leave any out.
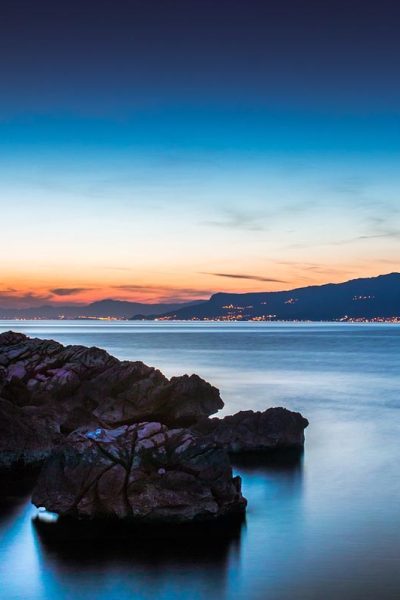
[0,299,205,320]
[139,273,400,321]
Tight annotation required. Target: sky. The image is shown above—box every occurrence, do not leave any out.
[1,0,400,307]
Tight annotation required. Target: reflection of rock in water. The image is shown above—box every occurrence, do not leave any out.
[0,468,39,524]
[32,514,244,597]
[232,449,304,499]
[231,448,304,474]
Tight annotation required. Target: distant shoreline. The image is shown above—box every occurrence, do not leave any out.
[0,317,399,324]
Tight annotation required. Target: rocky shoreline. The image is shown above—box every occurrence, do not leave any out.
[0,331,308,525]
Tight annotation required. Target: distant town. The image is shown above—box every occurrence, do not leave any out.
[2,272,399,323]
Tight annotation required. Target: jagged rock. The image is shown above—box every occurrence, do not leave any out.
[0,331,223,468]
[191,408,309,453]
[32,422,246,523]
[0,331,310,474]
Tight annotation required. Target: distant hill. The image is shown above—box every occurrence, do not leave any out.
[1,274,399,321]
[141,273,400,321]
[0,299,205,320]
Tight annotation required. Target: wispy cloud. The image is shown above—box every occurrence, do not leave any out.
[202,200,319,233]
[0,291,53,309]
[288,213,400,250]
[98,266,135,272]
[356,215,400,241]
[202,208,266,232]
[50,287,94,296]
[112,285,155,291]
[202,272,286,283]
[111,284,212,302]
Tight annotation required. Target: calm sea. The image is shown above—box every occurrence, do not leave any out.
[0,321,399,600]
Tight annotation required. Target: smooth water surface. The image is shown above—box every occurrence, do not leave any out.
[0,321,399,599]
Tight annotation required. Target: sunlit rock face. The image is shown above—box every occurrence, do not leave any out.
[191,408,309,453]
[0,331,223,468]
[32,423,247,523]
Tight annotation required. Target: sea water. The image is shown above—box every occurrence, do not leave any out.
[0,321,399,600]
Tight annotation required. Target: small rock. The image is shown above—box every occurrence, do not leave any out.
[191,407,309,453]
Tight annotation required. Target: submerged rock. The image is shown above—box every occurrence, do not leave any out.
[32,422,246,523]
[0,331,223,468]
[191,408,309,453]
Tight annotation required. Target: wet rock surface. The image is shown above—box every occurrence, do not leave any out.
[32,422,246,523]
[191,408,309,453]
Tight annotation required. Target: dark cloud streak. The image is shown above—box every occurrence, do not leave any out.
[50,287,94,296]
[203,272,286,283]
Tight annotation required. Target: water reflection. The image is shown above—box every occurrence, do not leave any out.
[232,449,304,510]
[32,513,244,600]
[232,448,304,473]
[0,469,39,524]
[0,472,45,600]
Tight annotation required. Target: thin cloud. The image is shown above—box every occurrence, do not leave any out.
[0,291,53,309]
[98,266,134,271]
[203,272,286,283]
[290,211,400,250]
[113,285,154,291]
[113,284,211,294]
[203,201,318,233]
[50,287,94,296]
[288,230,400,250]
[357,232,400,241]
[203,208,266,232]
[111,284,213,302]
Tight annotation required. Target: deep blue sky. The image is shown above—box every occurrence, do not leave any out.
[1,0,399,306]
[2,0,400,113]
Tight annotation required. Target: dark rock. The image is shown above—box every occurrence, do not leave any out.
[0,331,223,468]
[0,330,309,478]
[0,397,61,468]
[32,422,246,523]
[191,408,309,453]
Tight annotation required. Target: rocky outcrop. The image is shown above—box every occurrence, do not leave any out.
[191,408,309,453]
[32,422,246,523]
[0,331,223,468]
[0,330,309,529]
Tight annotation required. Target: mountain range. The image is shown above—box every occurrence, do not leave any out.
[0,299,204,320]
[132,273,400,321]
[1,273,399,321]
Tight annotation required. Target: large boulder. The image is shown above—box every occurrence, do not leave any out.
[191,408,309,453]
[32,422,246,523]
[0,331,223,468]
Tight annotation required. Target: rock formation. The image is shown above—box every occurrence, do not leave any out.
[0,331,222,468]
[1,330,309,525]
[32,422,246,523]
[191,408,308,453]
